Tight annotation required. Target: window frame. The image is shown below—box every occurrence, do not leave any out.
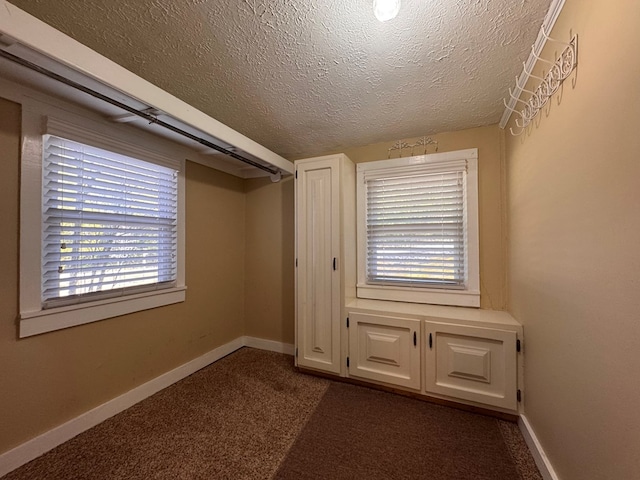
[356,149,480,308]
[19,102,186,338]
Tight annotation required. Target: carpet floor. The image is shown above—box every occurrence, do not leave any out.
[275,382,537,480]
[3,348,541,479]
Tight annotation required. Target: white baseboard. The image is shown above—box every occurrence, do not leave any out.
[243,335,295,355]
[518,414,560,480]
[0,335,293,477]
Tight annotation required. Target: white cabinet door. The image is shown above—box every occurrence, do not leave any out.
[348,312,421,390]
[296,159,341,373]
[425,322,517,410]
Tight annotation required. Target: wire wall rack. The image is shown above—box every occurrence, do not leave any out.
[501,27,578,136]
[387,136,438,158]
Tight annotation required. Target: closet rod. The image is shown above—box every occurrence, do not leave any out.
[0,49,279,176]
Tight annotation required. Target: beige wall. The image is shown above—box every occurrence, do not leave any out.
[505,0,640,478]
[0,97,246,453]
[244,176,295,344]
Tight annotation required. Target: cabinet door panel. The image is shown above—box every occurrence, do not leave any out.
[296,162,340,373]
[425,322,517,410]
[348,312,421,390]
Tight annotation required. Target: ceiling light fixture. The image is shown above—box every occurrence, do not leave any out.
[373,0,401,22]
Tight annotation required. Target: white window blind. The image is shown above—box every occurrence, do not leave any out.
[42,134,178,307]
[363,159,468,289]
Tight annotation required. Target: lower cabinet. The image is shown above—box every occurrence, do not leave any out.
[424,322,518,411]
[348,312,421,390]
[344,309,521,413]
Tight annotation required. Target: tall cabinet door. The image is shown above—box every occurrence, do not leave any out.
[296,158,341,373]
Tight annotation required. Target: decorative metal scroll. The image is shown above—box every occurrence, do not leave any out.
[504,30,578,136]
[388,136,438,158]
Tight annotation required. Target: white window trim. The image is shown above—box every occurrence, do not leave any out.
[356,149,480,308]
[19,99,186,338]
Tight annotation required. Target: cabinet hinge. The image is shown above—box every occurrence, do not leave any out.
[295,347,298,358]
[413,331,417,346]
[346,317,349,328]
[346,357,350,368]
[295,170,298,179]
[517,389,522,402]
[295,258,298,267]
[516,339,521,353]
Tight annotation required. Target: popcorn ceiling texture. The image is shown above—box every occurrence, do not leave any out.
[8,0,550,159]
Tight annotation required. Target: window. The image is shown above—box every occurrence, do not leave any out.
[20,112,185,337]
[42,135,178,308]
[356,149,479,307]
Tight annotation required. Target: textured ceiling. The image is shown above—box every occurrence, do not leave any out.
[8,0,550,159]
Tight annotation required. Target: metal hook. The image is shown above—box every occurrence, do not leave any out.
[502,98,519,113]
[503,99,531,125]
[510,125,525,136]
[508,88,532,107]
[503,98,532,127]
[522,61,546,82]
[530,44,555,66]
[514,76,540,97]
[514,78,546,112]
[515,109,533,128]
[540,24,572,47]
[503,25,578,134]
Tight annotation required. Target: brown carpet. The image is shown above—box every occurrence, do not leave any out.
[3,348,541,479]
[3,348,330,480]
[275,382,538,480]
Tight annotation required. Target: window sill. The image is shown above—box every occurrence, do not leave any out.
[357,284,480,308]
[19,286,187,338]
[347,298,520,328]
